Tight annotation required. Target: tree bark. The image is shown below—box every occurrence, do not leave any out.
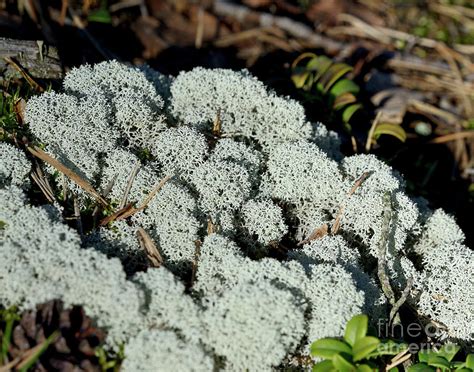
[0,37,63,81]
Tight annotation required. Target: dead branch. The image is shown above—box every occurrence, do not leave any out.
[0,38,62,81]
[213,0,344,53]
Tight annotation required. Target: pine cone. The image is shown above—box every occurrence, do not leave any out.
[2,300,107,372]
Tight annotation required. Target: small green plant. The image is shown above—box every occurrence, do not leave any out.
[291,53,362,133]
[291,53,408,145]
[409,344,474,372]
[95,344,124,372]
[310,314,407,372]
[0,306,20,365]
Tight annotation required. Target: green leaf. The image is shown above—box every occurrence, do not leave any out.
[356,364,374,372]
[330,79,360,97]
[88,8,112,24]
[342,104,362,124]
[332,354,356,372]
[466,354,474,369]
[291,69,311,89]
[373,123,407,142]
[418,349,436,363]
[344,314,368,347]
[313,360,336,372]
[333,92,357,110]
[310,56,333,82]
[352,336,380,362]
[408,363,437,372]
[311,338,352,359]
[455,368,471,372]
[437,343,461,362]
[320,63,353,93]
[427,355,451,370]
[367,340,408,358]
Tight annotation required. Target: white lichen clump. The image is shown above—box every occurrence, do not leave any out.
[0,142,31,187]
[0,61,471,371]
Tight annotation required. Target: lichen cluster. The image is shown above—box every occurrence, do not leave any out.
[1,61,472,371]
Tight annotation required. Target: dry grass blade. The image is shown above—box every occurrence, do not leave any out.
[385,348,411,371]
[331,172,370,235]
[99,203,134,226]
[0,356,21,372]
[30,163,55,203]
[118,161,141,210]
[73,193,83,237]
[195,6,204,49]
[190,240,202,286]
[116,175,172,220]
[429,131,474,144]
[207,217,217,235]
[136,227,163,268]
[297,223,328,246]
[3,57,44,92]
[212,109,222,137]
[435,43,473,117]
[366,111,382,152]
[27,145,108,206]
[1,331,60,372]
[92,175,116,219]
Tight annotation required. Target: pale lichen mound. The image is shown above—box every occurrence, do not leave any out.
[0,61,470,370]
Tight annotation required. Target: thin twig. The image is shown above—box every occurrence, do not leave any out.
[331,172,370,235]
[136,228,163,268]
[213,0,343,53]
[100,175,171,225]
[195,6,204,49]
[366,111,382,152]
[377,193,396,305]
[92,175,116,228]
[212,110,222,137]
[385,349,412,371]
[297,223,328,246]
[99,203,134,227]
[73,193,83,238]
[30,161,55,203]
[3,57,44,92]
[27,145,108,206]
[190,240,202,287]
[389,276,414,327]
[429,131,474,144]
[119,162,140,210]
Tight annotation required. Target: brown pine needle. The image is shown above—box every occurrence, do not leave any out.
[190,240,202,286]
[136,228,163,268]
[99,203,134,226]
[116,175,172,220]
[30,163,55,203]
[331,172,370,235]
[119,161,141,210]
[3,57,44,92]
[27,145,108,206]
[297,223,328,246]
[212,109,222,137]
[207,217,217,235]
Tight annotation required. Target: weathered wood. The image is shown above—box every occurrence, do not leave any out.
[0,37,63,80]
